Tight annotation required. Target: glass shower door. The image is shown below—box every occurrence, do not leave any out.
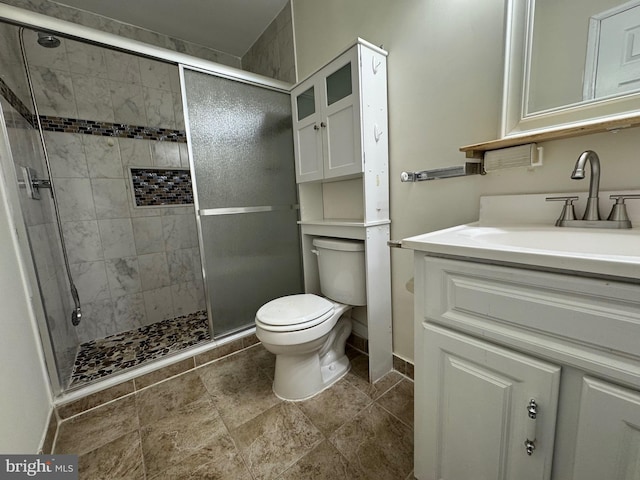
[181,67,303,337]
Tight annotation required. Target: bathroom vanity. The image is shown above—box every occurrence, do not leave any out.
[404,192,640,480]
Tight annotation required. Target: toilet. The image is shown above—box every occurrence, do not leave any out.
[255,237,366,401]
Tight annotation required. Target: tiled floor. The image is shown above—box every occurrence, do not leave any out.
[54,344,414,479]
[70,311,210,387]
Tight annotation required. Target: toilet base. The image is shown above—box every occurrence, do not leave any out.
[271,317,352,401]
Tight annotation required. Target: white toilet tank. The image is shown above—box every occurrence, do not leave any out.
[312,237,367,306]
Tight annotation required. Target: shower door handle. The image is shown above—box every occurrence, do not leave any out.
[19,166,51,200]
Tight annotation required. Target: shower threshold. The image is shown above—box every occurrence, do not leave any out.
[69,310,209,387]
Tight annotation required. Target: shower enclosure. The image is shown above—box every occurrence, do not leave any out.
[0,15,302,395]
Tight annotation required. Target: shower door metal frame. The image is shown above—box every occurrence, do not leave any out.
[180,64,302,338]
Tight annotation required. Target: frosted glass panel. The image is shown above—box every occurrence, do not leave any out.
[296,86,315,121]
[326,63,352,105]
[184,70,297,209]
[182,67,302,337]
[200,210,302,334]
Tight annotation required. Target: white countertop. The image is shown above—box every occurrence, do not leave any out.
[402,191,640,281]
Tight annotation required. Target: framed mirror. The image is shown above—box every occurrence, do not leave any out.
[502,0,640,138]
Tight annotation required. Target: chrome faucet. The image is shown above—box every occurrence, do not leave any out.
[570,150,600,221]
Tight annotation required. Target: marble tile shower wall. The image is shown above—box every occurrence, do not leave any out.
[23,35,206,343]
[0,21,78,380]
[0,0,241,68]
[23,34,185,131]
[241,2,296,84]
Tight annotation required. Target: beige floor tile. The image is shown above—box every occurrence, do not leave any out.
[329,403,414,480]
[278,440,366,480]
[55,395,138,456]
[345,360,404,400]
[208,370,281,430]
[250,344,276,377]
[232,402,323,480]
[134,357,195,390]
[57,380,135,419]
[194,338,244,366]
[198,348,265,394]
[296,378,372,435]
[78,430,145,480]
[140,396,234,479]
[148,449,252,480]
[376,378,414,428]
[135,370,210,426]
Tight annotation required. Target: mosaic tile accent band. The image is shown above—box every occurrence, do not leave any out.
[0,77,36,127]
[0,79,186,142]
[131,167,194,206]
[39,115,187,142]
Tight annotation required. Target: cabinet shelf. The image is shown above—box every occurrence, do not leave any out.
[298,218,391,227]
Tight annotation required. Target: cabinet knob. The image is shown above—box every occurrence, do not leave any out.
[313,124,320,131]
[320,122,326,128]
[524,439,536,456]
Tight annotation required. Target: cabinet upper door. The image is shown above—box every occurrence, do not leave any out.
[321,48,362,180]
[291,45,364,183]
[292,80,323,182]
[572,377,640,480]
[416,323,561,480]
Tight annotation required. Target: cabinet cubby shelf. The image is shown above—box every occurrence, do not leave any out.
[298,219,391,227]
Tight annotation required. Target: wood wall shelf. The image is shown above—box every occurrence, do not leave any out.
[460,115,640,158]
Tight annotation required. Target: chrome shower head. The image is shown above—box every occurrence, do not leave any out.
[37,32,61,48]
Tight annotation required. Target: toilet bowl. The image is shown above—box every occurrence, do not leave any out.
[255,237,366,401]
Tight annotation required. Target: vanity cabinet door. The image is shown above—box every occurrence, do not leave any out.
[415,323,560,480]
[571,377,640,480]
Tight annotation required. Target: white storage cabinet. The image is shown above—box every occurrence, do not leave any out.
[413,255,640,480]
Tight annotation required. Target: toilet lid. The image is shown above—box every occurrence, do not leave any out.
[256,294,333,328]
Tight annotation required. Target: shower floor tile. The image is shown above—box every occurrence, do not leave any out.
[69,311,209,387]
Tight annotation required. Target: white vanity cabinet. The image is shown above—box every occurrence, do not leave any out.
[411,255,640,480]
[291,39,387,183]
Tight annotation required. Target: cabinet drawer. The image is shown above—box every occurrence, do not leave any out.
[422,257,640,361]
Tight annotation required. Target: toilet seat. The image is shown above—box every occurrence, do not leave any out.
[256,294,334,333]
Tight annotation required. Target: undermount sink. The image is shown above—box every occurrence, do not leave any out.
[402,223,640,281]
[461,226,640,257]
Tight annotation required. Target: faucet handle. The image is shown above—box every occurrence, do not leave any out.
[545,195,579,203]
[607,194,640,225]
[546,196,579,226]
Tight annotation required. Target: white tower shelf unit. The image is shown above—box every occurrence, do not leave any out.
[291,38,392,382]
